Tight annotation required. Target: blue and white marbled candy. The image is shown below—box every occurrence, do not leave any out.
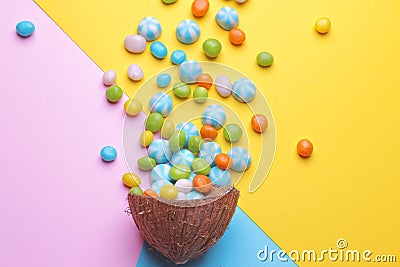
[151,179,173,194]
[150,164,173,184]
[232,78,257,103]
[188,171,196,182]
[227,146,251,172]
[176,19,201,44]
[149,92,173,117]
[215,6,239,31]
[170,149,195,168]
[179,59,203,84]
[209,166,232,186]
[137,16,162,41]
[186,191,204,200]
[147,139,172,164]
[176,122,199,147]
[201,104,226,129]
[198,141,222,166]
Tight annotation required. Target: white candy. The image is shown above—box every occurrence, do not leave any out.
[176,192,187,200]
[103,70,116,86]
[174,179,193,194]
[124,34,146,54]
[236,0,248,3]
[127,64,144,81]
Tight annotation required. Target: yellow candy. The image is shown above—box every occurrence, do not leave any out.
[315,17,331,34]
[124,98,142,116]
[122,172,141,188]
[140,130,154,147]
[161,120,175,139]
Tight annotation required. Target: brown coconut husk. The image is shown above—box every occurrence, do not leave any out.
[127,185,240,264]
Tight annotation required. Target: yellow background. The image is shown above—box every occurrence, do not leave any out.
[35,0,400,265]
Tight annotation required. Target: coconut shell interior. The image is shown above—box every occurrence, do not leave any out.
[128,185,240,264]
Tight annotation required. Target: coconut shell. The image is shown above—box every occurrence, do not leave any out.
[128,185,240,264]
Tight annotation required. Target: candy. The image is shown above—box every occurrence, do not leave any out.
[129,187,143,196]
[149,92,173,117]
[229,28,246,45]
[140,130,154,147]
[122,172,141,188]
[176,192,187,200]
[235,0,248,4]
[188,172,196,181]
[179,60,203,84]
[208,166,231,186]
[170,164,191,180]
[148,139,172,164]
[193,175,212,193]
[315,17,331,34]
[150,41,168,59]
[227,147,251,172]
[198,141,222,165]
[16,21,35,37]
[297,139,313,158]
[150,164,173,183]
[145,112,164,132]
[202,104,226,129]
[188,136,202,153]
[160,184,179,200]
[142,189,159,198]
[257,52,274,67]
[124,34,147,53]
[124,98,142,116]
[173,83,191,98]
[215,6,239,31]
[202,38,222,58]
[176,19,201,44]
[186,191,204,200]
[197,73,213,89]
[232,78,256,103]
[214,153,232,170]
[200,125,218,140]
[191,158,211,175]
[151,179,172,194]
[161,120,175,139]
[162,0,177,4]
[176,122,199,147]
[157,73,172,88]
[170,149,195,168]
[106,85,123,102]
[137,156,156,171]
[251,114,268,133]
[137,16,162,41]
[174,179,193,194]
[103,70,117,86]
[193,87,208,103]
[127,64,144,81]
[191,0,210,18]
[169,130,186,153]
[215,75,232,97]
[223,123,243,142]
[100,146,117,162]
[171,50,187,65]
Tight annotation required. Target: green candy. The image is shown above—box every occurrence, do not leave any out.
[169,130,186,153]
[193,87,208,103]
[202,38,222,58]
[129,186,143,196]
[145,112,164,133]
[188,136,202,153]
[192,158,211,175]
[137,156,156,171]
[161,120,175,139]
[161,0,177,3]
[170,164,191,180]
[160,185,178,200]
[173,83,191,98]
[106,85,123,102]
[223,123,243,142]
[257,52,274,67]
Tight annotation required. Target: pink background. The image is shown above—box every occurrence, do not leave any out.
[0,1,145,265]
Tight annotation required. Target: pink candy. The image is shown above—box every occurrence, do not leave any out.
[103,70,117,86]
[127,64,144,81]
[124,34,146,54]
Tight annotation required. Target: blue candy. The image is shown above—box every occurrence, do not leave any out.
[201,104,226,129]
[16,21,35,37]
[179,60,203,84]
[150,164,173,184]
[171,50,187,65]
[170,149,195,168]
[215,6,239,31]
[209,166,232,186]
[186,191,204,200]
[157,73,172,88]
[198,142,222,166]
[232,78,257,103]
[151,179,172,194]
[227,147,251,172]
[176,122,199,147]
[188,172,196,182]
[147,139,172,164]
[150,41,168,59]
[176,19,201,44]
[149,92,173,117]
[100,146,117,162]
[137,16,162,41]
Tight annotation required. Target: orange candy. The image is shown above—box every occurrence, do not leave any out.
[251,114,268,133]
[191,0,210,18]
[193,175,212,193]
[142,189,159,198]
[297,139,313,158]
[197,73,213,89]
[229,28,246,45]
[200,125,218,140]
[214,153,232,170]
